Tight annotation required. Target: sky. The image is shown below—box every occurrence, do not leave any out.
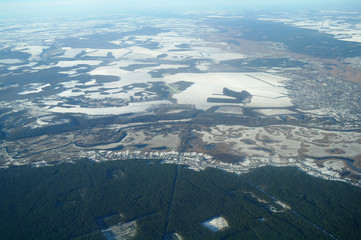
[0,0,360,19]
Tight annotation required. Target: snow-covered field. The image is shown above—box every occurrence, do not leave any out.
[58,47,84,58]
[167,72,291,110]
[0,59,23,64]
[13,45,49,60]
[54,60,103,68]
[19,83,50,95]
[84,48,130,58]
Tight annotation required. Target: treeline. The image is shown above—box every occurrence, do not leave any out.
[221,18,361,59]
[4,108,200,141]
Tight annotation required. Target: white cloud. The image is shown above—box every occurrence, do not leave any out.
[1,0,360,19]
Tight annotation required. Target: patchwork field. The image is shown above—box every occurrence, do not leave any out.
[1,12,361,186]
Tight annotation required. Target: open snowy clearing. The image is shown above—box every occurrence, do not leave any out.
[202,216,229,232]
[304,158,345,178]
[215,106,244,114]
[90,125,181,151]
[323,160,345,172]
[102,220,137,240]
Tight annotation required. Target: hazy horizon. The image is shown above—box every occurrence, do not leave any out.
[1,0,360,19]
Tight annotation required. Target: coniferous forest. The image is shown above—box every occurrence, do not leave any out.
[0,159,360,239]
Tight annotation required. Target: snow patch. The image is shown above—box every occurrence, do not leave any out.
[49,100,173,115]
[0,59,22,64]
[55,60,102,68]
[102,220,137,240]
[19,83,51,95]
[255,109,297,116]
